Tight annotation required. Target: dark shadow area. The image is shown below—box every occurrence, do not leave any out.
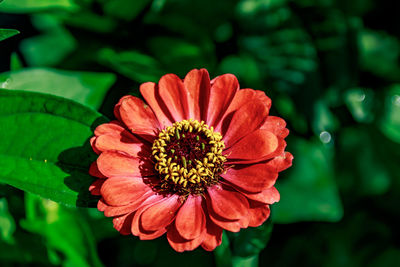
[57,117,106,208]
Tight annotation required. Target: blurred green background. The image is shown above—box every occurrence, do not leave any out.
[0,0,399,266]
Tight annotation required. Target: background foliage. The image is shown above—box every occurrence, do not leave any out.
[0,0,399,266]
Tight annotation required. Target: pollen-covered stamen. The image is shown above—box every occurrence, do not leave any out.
[152,119,227,196]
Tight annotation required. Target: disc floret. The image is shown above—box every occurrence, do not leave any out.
[152,119,226,195]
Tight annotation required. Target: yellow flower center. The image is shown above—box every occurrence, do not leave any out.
[151,119,227,196]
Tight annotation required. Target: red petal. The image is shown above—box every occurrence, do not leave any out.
[207,185,249,220]
[240,186,280,204]
[131,194,165,237]
[225,129,279,163]
[89,179,104,195]
[167,222,206,252]
[94,134,150,158]
[200,219,223,251]
[96,151,154,177]
[215,89,270,132]
[158,74,189,121]
[221,101,268,148]
[104,189,156,217]
[175,195,206,240]
[94,120,126,136]
[104,202,142,217]
[140,82,174,127]
[113,212,134,235]
[139,228,166,240]
[140,195,182,232]
[89,161,106,178]
[221,89,256,115]
[208,210,248,232]
[119,96,159,141]
[260,116,289,138]
[227,138,288,166]
[113,95,131,122]
[255,90,272,110]
[248,204,271,227]
[97,198,107,211]
[131,199,167,240]
[184,69,211,121]
[221,163,278,193]
[268,152,294,172]
[206,74,239,127]
[90,137,101,155]
[226,142,288,166]
[100,177,150,206]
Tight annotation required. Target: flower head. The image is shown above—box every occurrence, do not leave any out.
[89,69,293,252]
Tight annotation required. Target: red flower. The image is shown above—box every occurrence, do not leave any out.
[89,69,293,252]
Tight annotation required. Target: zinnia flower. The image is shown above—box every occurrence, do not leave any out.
[89,69,293,252]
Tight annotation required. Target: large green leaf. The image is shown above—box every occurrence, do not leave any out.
[0,0,79,13]
[0,29,19,42]
[0,68,115,110]
[273,138,343,223]
[0,90,108,207]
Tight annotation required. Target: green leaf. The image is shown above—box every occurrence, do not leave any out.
[20,14,77,67]
[21,193,103,267]
[0,67,115,110]
[98,48,164,83]
[230,219,273,257]
[379,84,400,143]
[232,255,258,267]
[339,128,391,196]
[274,138,343,223]
[0,0,79,13]
[312,100,339,135]
[103,0,151,20]
[133,241,158,265]
[10,53,24,71]
[153,238,213,267]
[275,95,308,134]
[359,30,400,81]
[236,0,318,91]
[344,88,375,123]
[219,55,261,88]
[0,29,20,41]
[87,208,119,241]
[214,232,233,267]
[147,37,214,75]
[369,248,400,267]
[0,231,49,264]
[0,198,16,244]
[61,11,117,33]
[0,90,108,207]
